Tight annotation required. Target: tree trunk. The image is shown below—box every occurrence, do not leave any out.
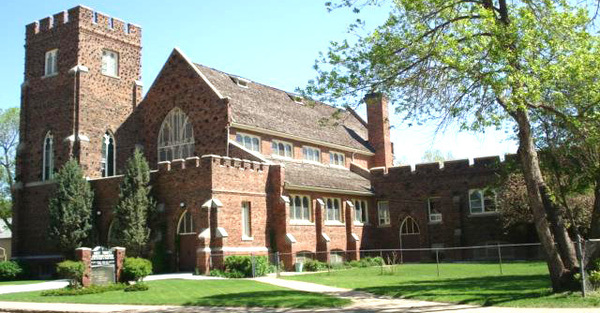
[514,108,569,291]
[590,177,600,238]
[540,185,578,269]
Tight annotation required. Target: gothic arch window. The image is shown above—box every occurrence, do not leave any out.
[177,210,195,235]
[101,131,115,177]
[400,216,420,235]
[42,131,54,181]
[157,108,194,162]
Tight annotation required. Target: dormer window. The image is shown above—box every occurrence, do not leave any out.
[329,151,345,167]
[101,50,119,77]
[303,146,321,163]
[44,49,58,77]
[287,93,304,104]
[230,76,249,88]
[272,140,293,158]
[236,133,260,152]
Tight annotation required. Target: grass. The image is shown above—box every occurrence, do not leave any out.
[0,280,47,286]
[0,279,350,308]
[285,262,600,308]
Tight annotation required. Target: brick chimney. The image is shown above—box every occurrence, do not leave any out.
[365,93,393,168]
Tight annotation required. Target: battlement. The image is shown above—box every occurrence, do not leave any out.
[371,154,514,178]
[26,6,141,42]
[157,155,269,173]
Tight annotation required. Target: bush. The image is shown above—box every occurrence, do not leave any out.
[304,259,327,272]
[42,283,126,296]
[0,261,23,281]
[56,261,85,287]
[220,255,269,278]
[362,257,384,267]
[589,270,600,289]
[122,257,152,282]
[124,282,149,292]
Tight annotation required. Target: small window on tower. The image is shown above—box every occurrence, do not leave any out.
[101,50,119,77]
[44,49,58,77]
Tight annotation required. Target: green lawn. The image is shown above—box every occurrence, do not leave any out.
[0,279,350,308]
[285,262,599,308]
[0,280,47,286]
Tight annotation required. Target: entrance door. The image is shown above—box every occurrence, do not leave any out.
[177,210,196,271]
[399,216,421,262]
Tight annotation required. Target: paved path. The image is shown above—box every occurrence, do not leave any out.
[0,280,69,295]
[0,275,598,312]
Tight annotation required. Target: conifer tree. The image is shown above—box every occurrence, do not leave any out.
[111,149,155,257]
[48,159,94,258]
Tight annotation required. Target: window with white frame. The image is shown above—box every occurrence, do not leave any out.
[469,188,498,214]
[236,133,261,152]
[377,201,390,226]
[158,107,195,162]
[354,200,368,224]
[101,50,119,77]
[303,146,321,163]
[329,151,345,167]
[272,140,293,158]
[177,210,194,234]
[242,201,252,239]
[325,198,342,222]
[42,132,54,181]
[290,195,311,222]
[44,49,58,77]
[427,197,442,223]
[100,132,115,177]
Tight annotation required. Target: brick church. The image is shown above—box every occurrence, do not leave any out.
[12,6,528,274]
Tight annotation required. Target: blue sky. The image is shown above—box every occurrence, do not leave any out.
[0,0,517,164]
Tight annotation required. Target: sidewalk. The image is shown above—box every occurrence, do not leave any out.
[0,280,69,295]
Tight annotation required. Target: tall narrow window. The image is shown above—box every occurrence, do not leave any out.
[42,132,54,181]
[101,50,119,77]
[377,201,390,226]
[242,201,252,239]
[177,210,194,234]
[158,108,195,162]
[428,197,442,223]
[329,151,345,166]
[44,49,58,77]
[101,132,115,177]
[401,216,420,234]
[289,195,311,222]
[325,198,342,222]
[354,200,368,224]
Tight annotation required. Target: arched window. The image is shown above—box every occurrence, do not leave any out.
[101,132,115,177]
[157,108,194,162]
[400,216,420,235]
[42,131,54,181]
[177,210,195,234]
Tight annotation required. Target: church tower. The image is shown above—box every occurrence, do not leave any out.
[18,6,142,183]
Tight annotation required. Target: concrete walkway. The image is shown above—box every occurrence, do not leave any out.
[0,280,69,295]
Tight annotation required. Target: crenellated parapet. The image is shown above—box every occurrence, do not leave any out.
[26,6,141,45]
[157,155,269,175]
[372,154,514,179]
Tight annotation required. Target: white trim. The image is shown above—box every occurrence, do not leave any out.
[228,140,271,164]
[212,246,269,252]
[198,228,211,239]
[231,122,374,156]
[351,233,360,242]
[285,183,374,196]
[202,198,223,209]
[285,233,297,244]
[68,65,89,74]
[216,227,228,238]
[173,47,224,99]
[321,233,331,242]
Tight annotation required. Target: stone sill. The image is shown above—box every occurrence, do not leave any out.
[468,212,500,218]
[324,221,345,226]
[290,221,315,226]
[41,73,58,79]
[102,73,121,79]
[241,236,254,241]
[378,224,391,228]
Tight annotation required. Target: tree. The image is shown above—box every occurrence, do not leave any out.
[48,159,94,257]
[111,149,155,257]
[305,0,593,290]
[422,149,453,163]
[0,108,19,231]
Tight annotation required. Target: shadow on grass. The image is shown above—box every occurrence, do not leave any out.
[357,274,553,306]
[183,290,351,308]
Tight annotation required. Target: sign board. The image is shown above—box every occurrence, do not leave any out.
[90,246,115,285]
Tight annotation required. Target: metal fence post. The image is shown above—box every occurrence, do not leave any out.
[435,249,440,278]
[497,243,504,275]
[576,235,586,298]
[275,252,280,278]
[251,253,256,278]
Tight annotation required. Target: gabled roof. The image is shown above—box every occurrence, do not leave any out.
[194,64,373,154]
[279,160,372,195]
